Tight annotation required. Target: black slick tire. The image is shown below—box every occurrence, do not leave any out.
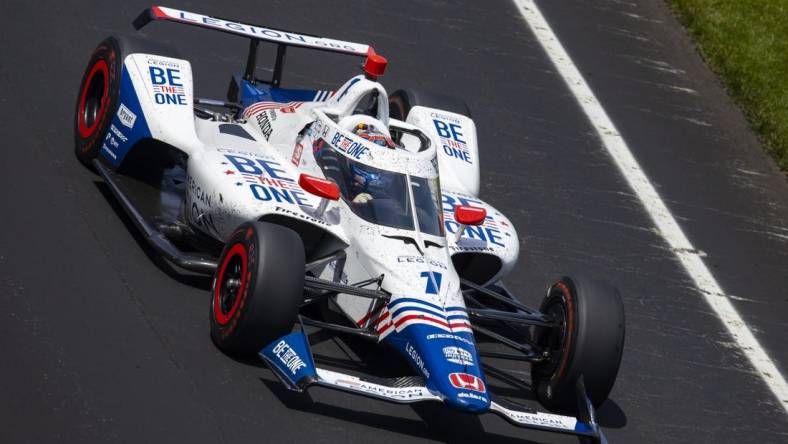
[531,276,625,412]
[74,37,122,167]
[210,222,306,356]
[388,89,471,121]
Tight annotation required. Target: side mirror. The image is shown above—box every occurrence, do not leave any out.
[454,205,486,226]
[299,174,340,201]
[453,205,486,242]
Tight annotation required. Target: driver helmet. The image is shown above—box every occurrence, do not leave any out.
[349,160,391,200]
[354,123,395,149]
[350,162,381,188]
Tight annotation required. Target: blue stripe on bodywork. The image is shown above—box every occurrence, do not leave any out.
[233,75,326,109]
[100,65,150,167]
[389,304,447,320]
[388,297,445,312]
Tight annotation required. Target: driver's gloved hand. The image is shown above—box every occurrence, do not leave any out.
[353,193,373,204]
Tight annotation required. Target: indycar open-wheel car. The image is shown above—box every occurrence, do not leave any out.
[76,6,625,443]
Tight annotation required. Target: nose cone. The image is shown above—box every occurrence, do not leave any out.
[388,323,491,414]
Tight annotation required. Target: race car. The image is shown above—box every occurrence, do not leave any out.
[75,6,625,443]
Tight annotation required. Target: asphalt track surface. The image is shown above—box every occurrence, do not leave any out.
[1,1,787,442]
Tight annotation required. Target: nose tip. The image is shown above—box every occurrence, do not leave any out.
[444,391,490,413]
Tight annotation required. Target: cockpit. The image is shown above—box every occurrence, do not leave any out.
[313,139,444,237]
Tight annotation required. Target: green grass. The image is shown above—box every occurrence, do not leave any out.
[669,0,788,172]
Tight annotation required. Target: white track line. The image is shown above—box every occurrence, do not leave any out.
[512,0,788,414]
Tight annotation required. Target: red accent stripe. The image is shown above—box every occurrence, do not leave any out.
[449,323,471,329]
[371,311,390,327]
[151,6,165,18]
[356,306,383,326]
[377,321,393,335]
[394,314,450,329]
[242,101,300,118]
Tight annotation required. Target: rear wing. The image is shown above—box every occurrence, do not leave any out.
[133,6,378,87]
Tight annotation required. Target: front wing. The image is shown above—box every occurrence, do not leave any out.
[259,331,607,443]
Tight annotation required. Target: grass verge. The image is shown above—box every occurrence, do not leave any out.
[669,0,788,172]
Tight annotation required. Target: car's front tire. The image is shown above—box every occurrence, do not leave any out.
[210,222,305,356]
[530,276,625,412]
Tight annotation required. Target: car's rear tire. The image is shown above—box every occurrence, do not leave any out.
[388,89,471,121]
[530,276,625,412]
[74,37,121,167]
[210,222,306,356]
[74,35,181,168]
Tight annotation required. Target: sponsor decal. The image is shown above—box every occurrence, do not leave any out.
[420,271,443,295]
[429,111,461,124]
[426,333,475,346]
[433,119,471,164]
[104,131,120,150]
[117,103,137,129]
[498,408,577,430]
[216,147,273,159]
[307,120,330,140]
[146,57,180,68]
[291,142,303,166]
[101,142,117,160]
[256,111,274,140]
[443,346,474,366]
[157,7,366,54]
[273,206,328,226]
[148,65,187,105]
[405,342,430,379]
[396,256,448,270]
[329,131,370,160]
[271,340,308,375]
[224,154,312,208]
[190,202,218,235]
[188,176,213,208]
[109,124,128,143]
[449,245,495,253]
[334,379,431,400]
[101,65,150,166]
[449,372,486,393]
[457,391,488,403]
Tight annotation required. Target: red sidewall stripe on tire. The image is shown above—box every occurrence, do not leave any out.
[77,59,109,139]
[551,281,575,383]
[213,243,249,326]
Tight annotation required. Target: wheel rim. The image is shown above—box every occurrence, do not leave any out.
[536,282,575,381]
[78,59,109,138]
[213,243,248,326]
[540,300,568,374]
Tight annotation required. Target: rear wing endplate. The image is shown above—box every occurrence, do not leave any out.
[133,6,377,87]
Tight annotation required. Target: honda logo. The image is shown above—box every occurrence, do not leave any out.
[448,372,486,393]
